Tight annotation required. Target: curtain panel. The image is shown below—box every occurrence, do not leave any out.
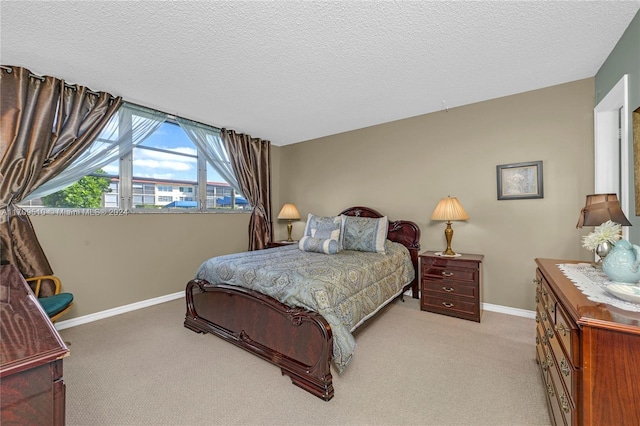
[27,103,166,201]
[222,129,272,251]
[0,65,121,281]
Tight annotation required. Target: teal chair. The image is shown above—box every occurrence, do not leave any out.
[25,275,74,322]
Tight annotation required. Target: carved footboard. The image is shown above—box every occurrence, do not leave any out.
[184,279,334,401]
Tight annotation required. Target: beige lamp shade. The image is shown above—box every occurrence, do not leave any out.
[431,196,470,221]
[277,203,301,220]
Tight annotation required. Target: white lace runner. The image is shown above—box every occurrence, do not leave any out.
[556,263,640,312]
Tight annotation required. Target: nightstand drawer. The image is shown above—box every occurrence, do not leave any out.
[422,256,478,270]
[422,280,477,299]
[421,294,479,318]
[421,266,478,283]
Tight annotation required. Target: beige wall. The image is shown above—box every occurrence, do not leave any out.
[274,78,596,311]
[33,78,595,320]
[31,213,249,318]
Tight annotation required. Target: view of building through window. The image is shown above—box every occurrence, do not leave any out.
[22,116,248,212]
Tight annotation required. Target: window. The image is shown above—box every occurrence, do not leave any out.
[21,103,248,213]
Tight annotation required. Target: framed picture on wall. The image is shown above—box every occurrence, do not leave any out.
[496,161,543,200]
[634,106,640,215]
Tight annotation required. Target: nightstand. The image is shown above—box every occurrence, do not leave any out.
[266,240,298,248]
[419,251,484,322]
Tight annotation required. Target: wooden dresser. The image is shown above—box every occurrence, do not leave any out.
[535,258,640,426]
[420,251,483,322]
[1,264,69,426]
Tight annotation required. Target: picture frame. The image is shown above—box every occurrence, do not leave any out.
[496,161,543,200]
[633,106,640,215]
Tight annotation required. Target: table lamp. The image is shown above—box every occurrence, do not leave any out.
[278,203,301,242]
[576,193,631,261]
[431,196,469,256]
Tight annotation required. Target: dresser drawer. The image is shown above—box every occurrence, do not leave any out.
[536,337,559,426]
[422,280,477,299]
[548,318,578,402]
[553,302,578,366]
[547,367,573,426]
[547,343,576,426]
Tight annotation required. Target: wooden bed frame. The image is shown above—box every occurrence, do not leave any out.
[184,206,420,401]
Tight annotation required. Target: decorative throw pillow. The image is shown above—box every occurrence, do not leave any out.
[311,227,340,241]
[303,213,342,250]
[299,236,340,255]
[341,215,388,254]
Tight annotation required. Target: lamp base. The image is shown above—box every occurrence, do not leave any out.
[286,220,293,242]
[442,221,457,256]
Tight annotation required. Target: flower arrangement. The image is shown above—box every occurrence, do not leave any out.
[582,220,623,251]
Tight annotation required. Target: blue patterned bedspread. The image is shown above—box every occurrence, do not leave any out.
[195,240,414,373]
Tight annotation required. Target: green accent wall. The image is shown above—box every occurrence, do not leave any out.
[595,10,640,241]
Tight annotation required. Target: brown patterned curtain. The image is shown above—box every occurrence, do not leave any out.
[221,129,272,251]
[0,65,122,281]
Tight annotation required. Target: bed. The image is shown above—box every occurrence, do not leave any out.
[184,206,420,401]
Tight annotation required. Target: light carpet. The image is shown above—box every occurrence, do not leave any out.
[59,297,551,426]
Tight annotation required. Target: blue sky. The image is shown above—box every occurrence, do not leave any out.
[102,121,225,183]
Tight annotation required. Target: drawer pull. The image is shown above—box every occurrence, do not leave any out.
[547,383,554,397]
[560,394,570,413]
[560,358,570,377]
[533,278,541,285]
[441,271,454,277]
[546,353,554,368]
[541,311,548,321]
[536,336,540,345]
[540,359,548,371]
[535,314,540,323]
[441,302,454,308]
[547,328,554,339]
[442,286,455,292]
[555,324,569,337]
[535,294,540,303]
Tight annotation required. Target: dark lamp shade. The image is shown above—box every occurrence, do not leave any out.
[576,193,632,228]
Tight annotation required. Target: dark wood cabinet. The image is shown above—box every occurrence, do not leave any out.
[535,258,640,426]
[1,264,69,426]
[419,251,483,322]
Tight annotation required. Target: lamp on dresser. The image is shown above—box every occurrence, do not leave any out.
[431,196,469,257]
[576,193,631,262]
[277,203,301,242]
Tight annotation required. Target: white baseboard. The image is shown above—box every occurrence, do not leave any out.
[483,302,535,319]
[54,291,184,331]
[54,291,535,331]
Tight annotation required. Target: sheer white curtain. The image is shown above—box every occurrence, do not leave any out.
[176,117,241,195]
[26,103,166,200]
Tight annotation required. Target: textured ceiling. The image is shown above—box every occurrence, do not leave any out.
[2,1,639,146]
